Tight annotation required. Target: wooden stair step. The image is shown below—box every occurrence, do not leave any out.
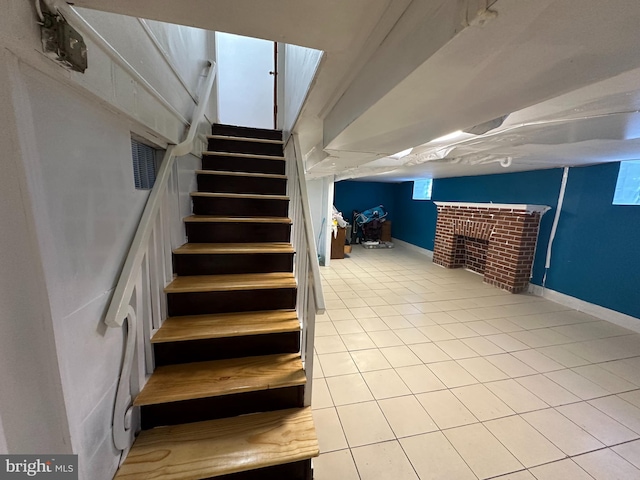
[196,169,286,179]
[203,151,285,160]
[134,353,305,406]
[211,123,283,141]
[152,310,299,344]
[190,192,289,200]
[183,215,291,224]
[165,272,296,293]
[114,407,318,479]
[207,134,284,145]
[173,243,294,255]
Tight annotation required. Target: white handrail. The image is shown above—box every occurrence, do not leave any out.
[292,134,325,314]
[104,60,216,328]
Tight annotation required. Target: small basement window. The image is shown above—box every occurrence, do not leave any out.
[613,160,640,205]
[412,178,433,200]
[131,138,158,190]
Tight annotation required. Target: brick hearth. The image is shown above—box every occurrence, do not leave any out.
[433,202,550,293]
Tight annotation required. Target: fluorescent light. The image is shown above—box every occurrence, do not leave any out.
[390,148,413,159]
[429,130,465,143]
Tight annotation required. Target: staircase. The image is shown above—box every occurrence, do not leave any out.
[114,124,319,479]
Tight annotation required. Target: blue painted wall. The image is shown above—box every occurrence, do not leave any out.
[333,180,397,222]
[390,164,640,318]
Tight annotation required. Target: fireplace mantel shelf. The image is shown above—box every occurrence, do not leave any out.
[434,201,550,214]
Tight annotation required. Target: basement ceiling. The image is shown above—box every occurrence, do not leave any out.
[73,0,640,182]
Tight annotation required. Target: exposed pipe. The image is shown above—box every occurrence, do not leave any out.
[543,166,570,287]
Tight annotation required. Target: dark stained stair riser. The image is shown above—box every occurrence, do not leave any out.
[186,222,291,243]
[173,252,294,276]
[197,174,287,195]
[192,196,289,217]
[204,460,312,480]
[202,154,286,175]
[212,124,283,141]
[167,288,297,316]
[208,138,283,157]
[153,332,301,366]
[140,385,304,430]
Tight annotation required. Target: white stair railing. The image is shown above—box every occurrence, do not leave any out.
[105,61,217,452]
[285,134,326,406]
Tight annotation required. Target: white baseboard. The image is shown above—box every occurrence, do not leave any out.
[528,284,640,333]
[392,238,434,259]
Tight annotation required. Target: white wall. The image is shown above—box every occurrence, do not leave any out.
[216,32,274,129]
[0,2,216,478]
[283,44,323,135]
[306,176,334,265]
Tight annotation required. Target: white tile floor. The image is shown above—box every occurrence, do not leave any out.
[311,246,640,480]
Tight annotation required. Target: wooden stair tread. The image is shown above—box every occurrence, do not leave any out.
[173,243,294,255]
[207,134,284,145]
[114,407,318,479]
[196,169,286,179]
[165,272,296,293]
[134,353,305,406]
[152,310,300,343]
[190,192,289,200]
[203,151,285,160]
[183,215,292,224]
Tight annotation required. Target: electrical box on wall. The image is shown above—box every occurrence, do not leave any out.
[41,12,87,73]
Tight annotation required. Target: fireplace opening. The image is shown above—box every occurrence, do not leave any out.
[461,236,489,275]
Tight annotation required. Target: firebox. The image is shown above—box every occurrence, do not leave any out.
[433,202,550,293]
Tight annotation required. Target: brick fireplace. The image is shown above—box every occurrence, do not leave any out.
[433,202,550,293]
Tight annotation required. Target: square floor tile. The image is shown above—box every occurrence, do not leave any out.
[327,309,354,321]
[313,450,360,480]
[485,379,549,413]
[511,349,564,373]
[380,346,422,367]
[590,395,640,435]
[378,395,438,437]
[521,408,604,456]
[416,389,478,429]
[315,322,339,337]
[326,373,374,405]
[487,354,538,378]
[516,374,580,406]
[484,415,564,468]
[442,323,479,339]
[401,431,476,480]
[371,305,400,317]
[315,335,348,354]
[333,320,365,335]
[403,313,436,327]
[537,345,591,368]
[350,306,378,319]
[318,352,359,377]
[341,332,376,351]
[467,320,503,336]
[381,315,413,329]
[545,369,611,400]
[487,334,530,352]
[351,440,418,480]
[435,339,479,359]
[362,369,411,399]
[457,357,510,383]
[312,378,334,409]
[529,458,593,480]
[312,407,348,453]
[418,325,456,341]
[573,364,638,394]
[613,439,640,469]
[336,401,395,447]
[394,327,430,345]
[451,384,514,421]
[368,330,404,348]
[409,342,451,363]
[396,364,446,394]
[357,317,389,332]
[573,449,640,480]
[462,336,505,356]
[350,349,392,372]
[428,360,478,388]
[556,402,638,446]
[444,423,523,479]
